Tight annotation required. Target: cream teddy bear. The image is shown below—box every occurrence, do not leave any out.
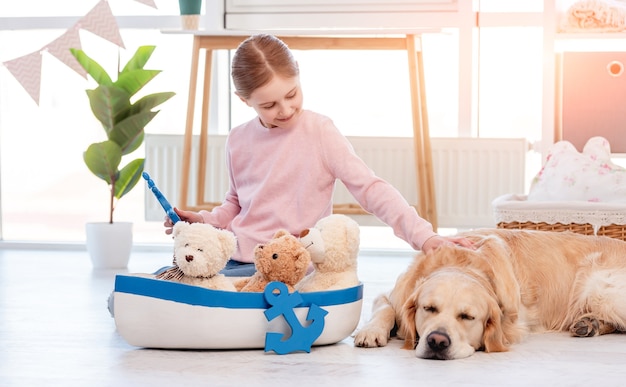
[295,214,360,292]
[235,229,311,292]
[156,222,237,291]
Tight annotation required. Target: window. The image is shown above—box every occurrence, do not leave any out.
[230,32,460,137]
[0,1,547,245]
[0,28,194,243]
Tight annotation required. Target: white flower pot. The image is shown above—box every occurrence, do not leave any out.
[86,222,133,269]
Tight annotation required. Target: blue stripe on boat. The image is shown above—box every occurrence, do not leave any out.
[114,275,363,308]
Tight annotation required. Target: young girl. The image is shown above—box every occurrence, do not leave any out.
[165,34,473,277]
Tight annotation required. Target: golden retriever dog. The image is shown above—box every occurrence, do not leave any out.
[354,229,626,360]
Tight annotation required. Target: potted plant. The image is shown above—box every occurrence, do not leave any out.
[70,45,175,269]
[178,0,203,29]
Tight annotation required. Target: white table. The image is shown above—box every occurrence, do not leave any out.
[175,31,438,229]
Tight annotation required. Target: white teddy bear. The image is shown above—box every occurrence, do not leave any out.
[295,214,361,292]
[156,222,237,291]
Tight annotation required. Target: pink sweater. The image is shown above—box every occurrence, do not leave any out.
[199,110,436,262]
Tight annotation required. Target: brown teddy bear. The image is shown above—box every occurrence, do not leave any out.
[156,222,237,291]
[235,229,311,292]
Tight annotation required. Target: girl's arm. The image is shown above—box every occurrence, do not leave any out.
[319,122,437,250]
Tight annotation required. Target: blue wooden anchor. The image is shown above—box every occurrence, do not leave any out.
[263,282,328,355]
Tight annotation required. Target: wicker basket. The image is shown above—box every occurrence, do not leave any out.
[497,221,626,241]
[493,194,626,242]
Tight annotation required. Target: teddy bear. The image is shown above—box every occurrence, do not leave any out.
[295,214,360,292]
[156,221,237,291]
[235,229,311,293]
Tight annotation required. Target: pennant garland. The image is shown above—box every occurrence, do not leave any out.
[1,0,158,105]
[3,52,43,105]
[78,0,125,49]
[46,26,87,79]
[134,0,157,8]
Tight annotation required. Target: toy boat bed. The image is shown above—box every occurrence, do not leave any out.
[113,274,363,353]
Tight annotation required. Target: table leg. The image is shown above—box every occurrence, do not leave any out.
[180,36,201,210]
[196,49,213,205]
[407,34,438,230]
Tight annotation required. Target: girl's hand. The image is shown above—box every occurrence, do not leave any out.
[421,235,475,254]
[163,208,204,235]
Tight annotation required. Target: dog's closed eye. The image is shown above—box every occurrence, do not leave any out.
[424,305,438,313]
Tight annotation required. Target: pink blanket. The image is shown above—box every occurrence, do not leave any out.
[529,137,626,203]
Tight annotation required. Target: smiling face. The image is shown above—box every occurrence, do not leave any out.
[404,269,503,360]
[240,75,303,129]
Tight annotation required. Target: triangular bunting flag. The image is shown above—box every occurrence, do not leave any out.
[3,51,43,105]
[79,0,125,49]
[45,26,87,79]
[134,0,157,8]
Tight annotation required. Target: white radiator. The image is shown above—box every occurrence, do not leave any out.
[144,134,527,229]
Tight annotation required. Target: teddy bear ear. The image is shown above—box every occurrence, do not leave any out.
[172,221,189,238]
[273,229,290,238]
[218,230,237,257]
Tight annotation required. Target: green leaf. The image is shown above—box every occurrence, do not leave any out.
[130,92,176,115]
[69,48,113,86]
[114,158,145,199]
[109,111,155,154]
[83,141,122,184]
[87,86,131,134]
[121,46,155,73]
[115,69,161,97]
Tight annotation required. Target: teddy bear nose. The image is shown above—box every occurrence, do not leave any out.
[185,255,194,262]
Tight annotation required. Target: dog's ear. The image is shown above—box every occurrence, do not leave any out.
[399,289,420,350]
[482,296,509,353]
[473,238,521,333]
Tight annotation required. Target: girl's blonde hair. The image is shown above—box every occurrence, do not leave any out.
[231,34,299,99]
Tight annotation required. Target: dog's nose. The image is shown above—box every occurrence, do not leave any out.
[185,255,194,262]
[426,331,450,352]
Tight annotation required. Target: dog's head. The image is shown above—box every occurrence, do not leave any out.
[398,239,525,360]
[400,268,507,360]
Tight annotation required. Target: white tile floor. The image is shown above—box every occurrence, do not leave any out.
[2,247,626,386]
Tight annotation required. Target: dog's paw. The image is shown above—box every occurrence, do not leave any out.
[570,315,617,337]
[353,327,389,347]
[570,316,600,337]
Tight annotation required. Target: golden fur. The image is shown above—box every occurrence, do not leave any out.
[354,229,626,360]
